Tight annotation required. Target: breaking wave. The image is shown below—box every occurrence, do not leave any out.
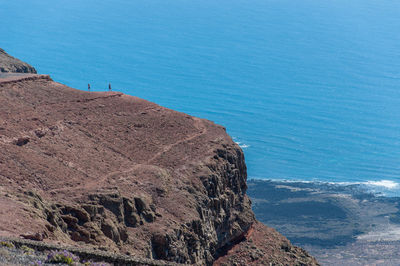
[253,178,400,197]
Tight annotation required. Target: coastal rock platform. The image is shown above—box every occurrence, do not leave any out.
[248,179,400,265]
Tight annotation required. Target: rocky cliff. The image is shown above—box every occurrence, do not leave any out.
[0,55,318,265]
[0,48,37,74]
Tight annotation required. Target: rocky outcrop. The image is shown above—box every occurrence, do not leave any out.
[0,68,318,265]
[0,48,37,73]
[214,222,318,266]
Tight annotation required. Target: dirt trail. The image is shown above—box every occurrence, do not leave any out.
[48,118,208,194]
[147,117,207,164]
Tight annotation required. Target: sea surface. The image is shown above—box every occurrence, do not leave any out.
[2,0,400,194]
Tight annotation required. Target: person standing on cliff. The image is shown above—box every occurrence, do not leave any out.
[108,83,112,91]
[88,83,90,91]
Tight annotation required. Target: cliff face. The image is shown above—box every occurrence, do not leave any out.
[0,48,37,74]
[0,63,317,265]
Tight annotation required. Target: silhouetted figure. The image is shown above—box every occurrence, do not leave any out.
[108,83,112,91]
[88,83,90,91]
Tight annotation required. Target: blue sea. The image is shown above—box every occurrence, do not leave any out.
[2,0,400,194]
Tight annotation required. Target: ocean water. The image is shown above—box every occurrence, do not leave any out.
[2,0,400,193]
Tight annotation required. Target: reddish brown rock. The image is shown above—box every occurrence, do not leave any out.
[214,222,318,266]
[0,74,318,265]
[20,232,45,241]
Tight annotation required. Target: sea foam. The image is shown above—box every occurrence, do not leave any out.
[364,180,399,189]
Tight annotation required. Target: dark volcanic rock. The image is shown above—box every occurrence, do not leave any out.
[0,48,37,73]
[248,179,400,265]
[0,70,317,264]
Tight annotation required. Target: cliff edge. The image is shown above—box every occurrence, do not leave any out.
[0,48,37,74]
[0,54,318,265]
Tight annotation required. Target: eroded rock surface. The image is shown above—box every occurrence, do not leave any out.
[0,49,37,73]
[0,73,317,265]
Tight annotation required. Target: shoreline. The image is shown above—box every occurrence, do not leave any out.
[248,179,400,265]
[248,177,400,197]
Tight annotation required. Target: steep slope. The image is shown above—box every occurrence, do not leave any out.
[0,49,37,74]
[215,222,316,266]
[0,73,318,265]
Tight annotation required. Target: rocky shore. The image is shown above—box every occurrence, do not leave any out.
[248,179,400,265]
[0,50,318,265]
